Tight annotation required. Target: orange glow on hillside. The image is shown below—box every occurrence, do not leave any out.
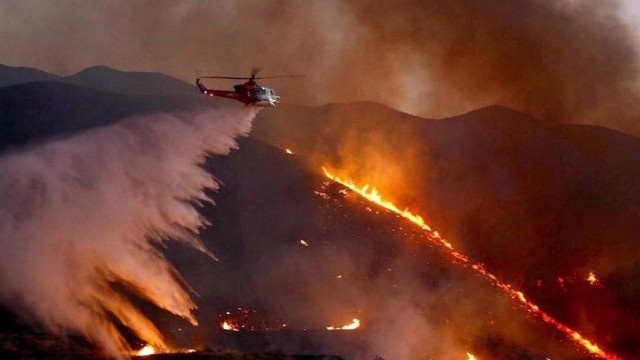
[321,167,620,360]
[221,321,240,331]
[327,318,361,330]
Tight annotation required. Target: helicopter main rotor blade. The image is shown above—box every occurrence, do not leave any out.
[254,75,305,79]
[198,76,251,80]
[198,74,305,81]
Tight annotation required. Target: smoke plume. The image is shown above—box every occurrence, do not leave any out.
[336,0,640,129]
[0,106,257,357]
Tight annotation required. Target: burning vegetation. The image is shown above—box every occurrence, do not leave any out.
[217,308,287,332]
[326,319,361,331]
[135,344,156,356]
[320,167,621,360]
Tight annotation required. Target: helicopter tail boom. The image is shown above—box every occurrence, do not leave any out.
[196,78,242,100]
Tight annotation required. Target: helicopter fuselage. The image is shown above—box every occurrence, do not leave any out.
[197,78,280,107]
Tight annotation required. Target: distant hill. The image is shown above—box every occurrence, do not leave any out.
[64,65,198,97]
[0,81,216,152]
[0,64,199,97]
[0,64,58,87]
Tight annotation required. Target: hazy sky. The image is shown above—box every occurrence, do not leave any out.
[1,0,639,132]
[0,0,638,77]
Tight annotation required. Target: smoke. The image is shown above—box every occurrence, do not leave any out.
[0,106,257,357]
[337,0,640,129]
[0,0,639,132]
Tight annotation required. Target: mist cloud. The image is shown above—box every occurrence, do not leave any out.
[0,106,257,357]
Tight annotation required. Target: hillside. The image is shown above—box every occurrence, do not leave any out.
[0,68,638,358]
[252,102,640,356]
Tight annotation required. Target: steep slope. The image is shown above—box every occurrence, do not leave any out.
[252,102,640,356]
[169,136,585,360]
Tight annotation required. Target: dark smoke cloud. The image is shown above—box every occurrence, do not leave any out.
[340,0,640,128]
[0,0,638,132]
[0,106,257,357]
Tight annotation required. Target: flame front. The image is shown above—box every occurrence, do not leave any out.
[327,318,361,330]
[587,271,599,286]
[321,167,620,360]
[466,353,478,360]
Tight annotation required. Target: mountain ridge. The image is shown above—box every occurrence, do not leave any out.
[0,64,197,97]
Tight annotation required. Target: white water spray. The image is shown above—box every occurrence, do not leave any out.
[0,106,258,357]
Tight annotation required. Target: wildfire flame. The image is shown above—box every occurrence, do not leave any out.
[135,344,156,356]
[321,167,620,360]
[300,239,310,247]
[132,344,197,357]
[327,318,361,330]
[221,320,241,331]
[285,148,294,154]
[466,353,478,360]
[587,271,599,286]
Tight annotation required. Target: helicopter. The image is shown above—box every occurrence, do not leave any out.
[196,69,301,107]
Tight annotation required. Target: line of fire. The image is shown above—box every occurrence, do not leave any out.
[129,162,621,360]
[319,167,621,360]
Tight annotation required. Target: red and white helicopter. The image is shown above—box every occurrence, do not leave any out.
[196,69,300,107]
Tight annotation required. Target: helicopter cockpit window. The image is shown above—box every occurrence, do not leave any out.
[255,87,268,99]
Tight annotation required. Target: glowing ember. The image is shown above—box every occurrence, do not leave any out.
[587,271,599,285]
[466,353,478,360]
[327,318,360,330]
[321,167,620,360]
[135,344,156,356]
[217,307,286,331]
[285,148,294,154]
[300,239,309,247]
[221,321,240,331]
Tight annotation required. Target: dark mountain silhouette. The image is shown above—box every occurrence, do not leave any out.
[0,81,216,152]
[0,64,199,97]
[64,65,198,97]
[0,64,58,87]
